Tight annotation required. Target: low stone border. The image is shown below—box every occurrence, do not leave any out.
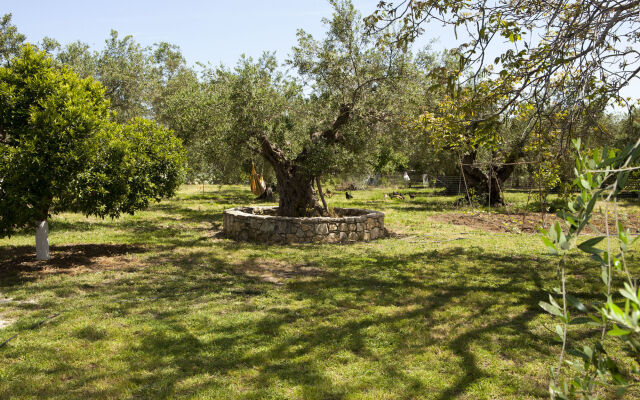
[223,206,386,244]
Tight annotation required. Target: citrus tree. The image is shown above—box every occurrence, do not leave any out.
[0,46,185,259]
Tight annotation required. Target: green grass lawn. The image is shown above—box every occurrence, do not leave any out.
[0,185,638,399]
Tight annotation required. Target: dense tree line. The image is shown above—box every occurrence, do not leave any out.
[2,0,637,214]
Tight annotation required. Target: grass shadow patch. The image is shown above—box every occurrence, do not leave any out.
[0,244,147,286]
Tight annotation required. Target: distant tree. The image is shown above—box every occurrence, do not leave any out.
[0,13,25,65]
[96,30,156,122]
[381,47,461,177]
[38,36,60,54]
[56,40,97,78]
[148,45,248,184]
[54,34,247,184]
[0,46,185,260]
[151,41,186,83]
[56,31,157,122]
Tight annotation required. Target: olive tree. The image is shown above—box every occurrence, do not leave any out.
[367,0,640,203]
[0,13,25,65]
[152,63,248,184]
[0,46,185,259]
[224,0,408,216]
[54,30,158,123]
[368,0,640,110]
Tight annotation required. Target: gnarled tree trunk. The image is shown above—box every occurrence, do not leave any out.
[257,104,351,217]
[461,148,522,206]
[273,162,323,217]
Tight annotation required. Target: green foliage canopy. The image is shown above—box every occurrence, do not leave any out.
[0,46,185,237]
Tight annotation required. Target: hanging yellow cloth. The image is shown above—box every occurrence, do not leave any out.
[250,163,257,194]
[250,162,264,196]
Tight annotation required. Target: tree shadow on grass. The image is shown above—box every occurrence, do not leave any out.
[41,215,223,251]
[1,198,607,398]
[152,203,224,224]
[76,246,563,399]
[337,197,463,213]
[0,244,146,287]
[47,208,223,234]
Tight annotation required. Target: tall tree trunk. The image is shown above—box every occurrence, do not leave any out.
[259,135,323,217]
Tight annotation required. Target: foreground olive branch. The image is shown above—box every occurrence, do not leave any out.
[540,136,640,398]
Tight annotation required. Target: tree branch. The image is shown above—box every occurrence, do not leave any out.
[258,133,289,168]
[311,103,352,144]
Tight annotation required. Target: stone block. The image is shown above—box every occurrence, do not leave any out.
[315,223,329,235]
[368,218,378,229]
[276,221,288,233]
[260,221,274,233]
[233,222,243,232]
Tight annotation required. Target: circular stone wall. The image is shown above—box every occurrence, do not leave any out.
[223,206,385,244]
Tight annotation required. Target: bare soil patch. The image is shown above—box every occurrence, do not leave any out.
[232,258,324,285]
[429,211,640,234]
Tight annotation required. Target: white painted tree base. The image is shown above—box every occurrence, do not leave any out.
[36,220,50,260]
